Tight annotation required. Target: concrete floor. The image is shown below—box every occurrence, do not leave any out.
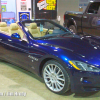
[0,61,100,100]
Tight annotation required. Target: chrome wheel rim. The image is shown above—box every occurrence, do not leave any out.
[69,29,74,32]
[43,64,65,92]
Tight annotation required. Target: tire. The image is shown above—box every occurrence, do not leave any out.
[42,60,70,94]
[69,25,77,33]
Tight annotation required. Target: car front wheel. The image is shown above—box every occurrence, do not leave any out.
[42,60,70,94]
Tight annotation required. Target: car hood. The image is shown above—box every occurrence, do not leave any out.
[37,35,100,66]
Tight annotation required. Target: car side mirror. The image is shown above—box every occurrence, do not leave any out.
[11,33,21,39]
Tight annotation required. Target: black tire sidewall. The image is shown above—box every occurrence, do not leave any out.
[42,60,70,94]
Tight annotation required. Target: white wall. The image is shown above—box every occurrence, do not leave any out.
[57,0,79,25]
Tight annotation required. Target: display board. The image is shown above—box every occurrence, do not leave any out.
[19,12,30,21]
[1,0,17,25]
[16,0,31,21]
[35,0,57,19]
[21,2,27,11]
[1,5,6,12]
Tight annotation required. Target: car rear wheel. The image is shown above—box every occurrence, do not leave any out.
[42,60,70,94]
[69,25,76,33]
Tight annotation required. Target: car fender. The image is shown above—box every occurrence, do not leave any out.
[37,53,73,78]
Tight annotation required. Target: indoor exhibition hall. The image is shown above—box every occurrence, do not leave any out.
[0,0,100,100]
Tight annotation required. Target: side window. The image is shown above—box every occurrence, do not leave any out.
[87,2,100,14]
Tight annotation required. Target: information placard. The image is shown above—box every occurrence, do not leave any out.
[35,0,57,19]
[19,12,30,21]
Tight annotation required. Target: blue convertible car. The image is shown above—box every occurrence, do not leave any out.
[0,19,100,94]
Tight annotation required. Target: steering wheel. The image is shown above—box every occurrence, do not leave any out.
[45,29,50,35]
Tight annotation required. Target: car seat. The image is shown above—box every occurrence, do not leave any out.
[0,22,8,32]
[29,23,41,37]
[9,23,24,39]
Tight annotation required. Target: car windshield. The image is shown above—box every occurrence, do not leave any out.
[22,20,72,39]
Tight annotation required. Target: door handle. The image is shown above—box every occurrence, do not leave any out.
[83,16,87,18]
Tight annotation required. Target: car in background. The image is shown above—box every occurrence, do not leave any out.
[63,0,100,36]
[0,19,100,94]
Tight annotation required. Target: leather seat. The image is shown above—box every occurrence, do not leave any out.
[41,28,48,36]
[0,22,8,32]
[41,28,53,36]
[48,29,53,34]
[9,23,24,38]
[29,23,41,37]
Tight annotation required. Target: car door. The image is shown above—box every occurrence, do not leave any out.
[8,37,30,68]
[82,2,100,36]
[0,33,12,59]
[0,32,31,70]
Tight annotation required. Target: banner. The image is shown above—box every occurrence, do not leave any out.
[35,0,57,19]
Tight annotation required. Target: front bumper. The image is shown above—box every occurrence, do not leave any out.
[70,70,100,93]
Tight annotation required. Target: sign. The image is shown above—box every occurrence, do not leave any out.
[21,2,27,11]
[1,1,7,5]
[37,0,56,10]
[35,0,57,19]
[19,12,30,21]
[21,0,26,1]
[1,5,6,12]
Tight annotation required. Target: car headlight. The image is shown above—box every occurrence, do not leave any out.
[69,60,100,72]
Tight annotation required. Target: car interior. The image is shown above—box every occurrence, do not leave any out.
[9,23,24,39]
[27,22,53,37]
[0,21,68,39]
[0,22,54,38]
[28,23,42,37]
[0,22,9,33]
[0,22,24,38]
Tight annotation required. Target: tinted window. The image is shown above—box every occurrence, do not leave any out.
[87,2,100,14]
